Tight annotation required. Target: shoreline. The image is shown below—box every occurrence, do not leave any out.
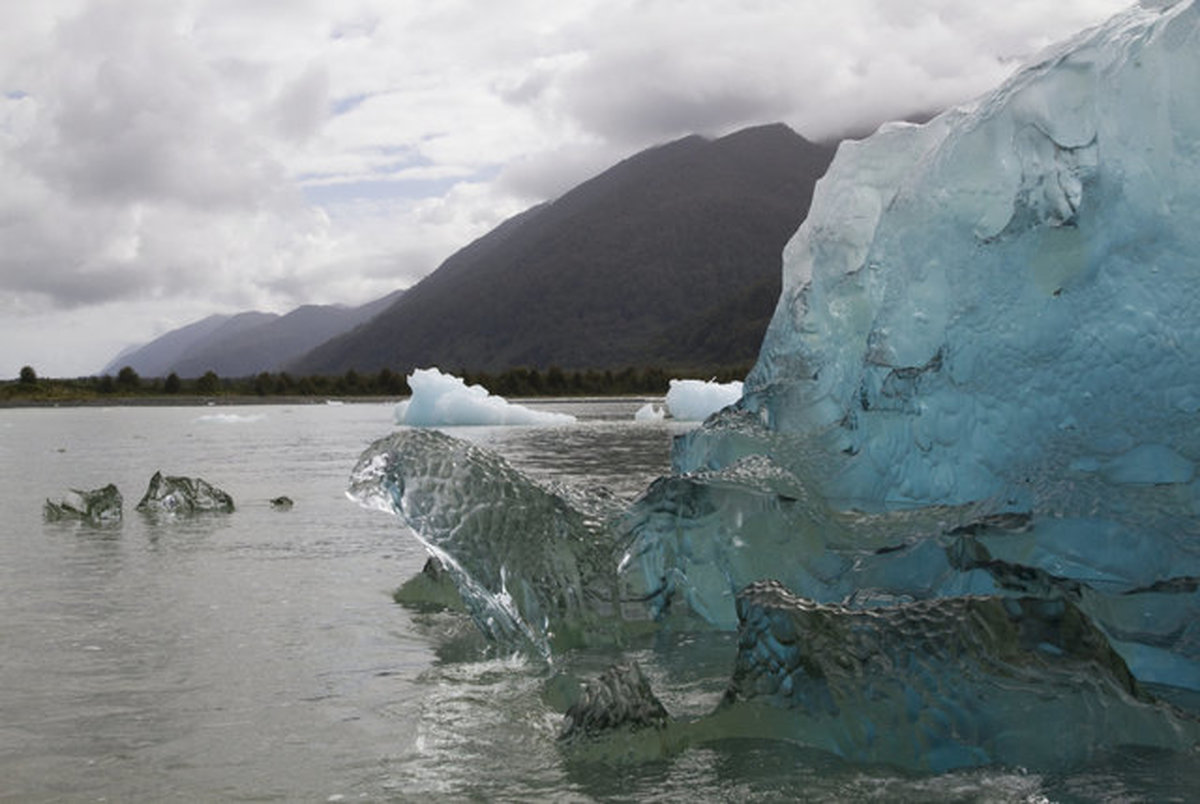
[0,394,661,410]
[0,395,399,409]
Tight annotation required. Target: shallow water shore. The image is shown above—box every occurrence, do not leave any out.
[0,394,397,408]
[0,393,657,409]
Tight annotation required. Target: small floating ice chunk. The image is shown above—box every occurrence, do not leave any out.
[136,471,235,514]
[634,403,666,422]
[394,367,576,427]
[664,379,743,422]
[44,484,123,524]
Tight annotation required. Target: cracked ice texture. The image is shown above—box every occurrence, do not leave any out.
[720,580,1200,771]
[348,429,631,655]
[688,0,1200,528]
[655,2,1200,692]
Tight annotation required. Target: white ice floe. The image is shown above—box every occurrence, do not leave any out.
[664,379,743,422]
[634,403,666,422]
[394,367,576,427]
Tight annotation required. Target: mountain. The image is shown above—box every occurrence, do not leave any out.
[167,291,403,378]
[103,291,403,378]
[291,123,836,375]
[102,312,277,377]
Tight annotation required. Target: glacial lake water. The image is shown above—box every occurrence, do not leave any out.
[1,401,1196,802]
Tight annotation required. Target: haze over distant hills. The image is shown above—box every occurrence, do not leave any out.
[102,291,402,378]
[105,123,835,379]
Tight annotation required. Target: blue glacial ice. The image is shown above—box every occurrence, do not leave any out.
[687,0,1200,521]
[715,580,1200,771]
[394,367,577,427]
[350,0,1200,771]
[650,0,1200,690]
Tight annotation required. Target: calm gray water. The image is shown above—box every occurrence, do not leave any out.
[1,401,1195,802]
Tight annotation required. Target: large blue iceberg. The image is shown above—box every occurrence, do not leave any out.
[351,0,1200,773]
[653,0,1200,688]
[683,0,1200,520]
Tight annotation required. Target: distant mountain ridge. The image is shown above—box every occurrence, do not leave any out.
[103,291,402,378]
[291,123,835,376]
[105,122,836,379]
[101,312,275,377]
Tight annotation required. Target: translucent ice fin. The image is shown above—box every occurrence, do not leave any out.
[348,429,636,656]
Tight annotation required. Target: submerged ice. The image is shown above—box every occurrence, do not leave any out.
[351,0,1200,774]
[716,580,1199,771]
[352,424,1200,770]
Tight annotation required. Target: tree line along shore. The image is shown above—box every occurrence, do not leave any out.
[3,364,750,405]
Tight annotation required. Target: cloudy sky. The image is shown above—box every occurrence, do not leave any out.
[0,0,1130,377]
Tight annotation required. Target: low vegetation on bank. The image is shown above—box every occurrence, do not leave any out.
[2,364,750,405]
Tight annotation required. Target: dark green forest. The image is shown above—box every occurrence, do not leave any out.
[2,363,749,405]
